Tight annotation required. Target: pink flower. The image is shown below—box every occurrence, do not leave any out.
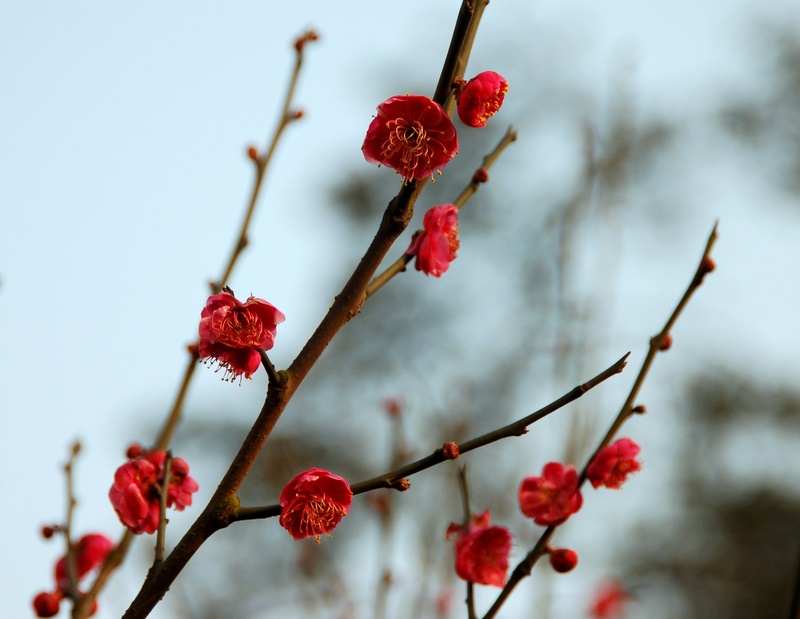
[586,438,642,490]
[362,94,459,182]
[518,462,583,526]
[457,71,509,128]
[589,580,629,618]
[446,510,513,587]
[55,534,114,589]
[279,468,353,541]
[405,204,460,277]
[198,290,285,381]
[35,532,112,617]
[109,449,199,535]
[548,547,578,573]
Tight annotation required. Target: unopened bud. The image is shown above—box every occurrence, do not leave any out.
[41,525,57,539]
[658,333,673,351]
[33,592,61,618]
[700,256,716,275]
[442,442,460,460]
[391,478,411,492]
[472,167,489,183]
[247,146,259,161]
[632,404,647,415]
[548,547,578,573]
[126,443,144,459]
[294,29,319,52]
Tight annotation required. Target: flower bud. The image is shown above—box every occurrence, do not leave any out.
[41,525,57,539]
[548,547,578,573]
[472,167,489,183]
[442,442,460,460]
[32,592,61,618]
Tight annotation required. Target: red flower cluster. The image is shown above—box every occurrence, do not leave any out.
[587,438,642,490]
[406,204,460,277]
[109,447,199,535]
[198,290,285,381]
[362,94,459,182]
[279,468,353,541]
[446,510,513,587]
[518,462,583,526]
[457,71,509,128]
[32,533,113,617]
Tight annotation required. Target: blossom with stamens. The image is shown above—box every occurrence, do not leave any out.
[457,71,508,128]
[518,462,583,526]
[362,94,458,182]
[406,204,460,277]
[198,290,285,381]
[446,510,512,587]
[279,468,353,541]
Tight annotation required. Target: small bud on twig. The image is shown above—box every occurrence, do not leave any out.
[632,404,646,415]
[547,547,578,573]
[442,442,460,460]
[246,146,259,162]
[472,167,489,183]
[658,333,673,351]
[391,478,411,492]
[41,526,57,539]
[294,30,319,53]
[700,256,716,275]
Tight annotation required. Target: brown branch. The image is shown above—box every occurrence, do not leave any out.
[153,452,172,567]
[75,33,318,619]
[481,222,720,619]
[232,353,627,522]
[456,466,478,619]
[365,126,518,299]
[121,8,491,617]
[63,442,81,603]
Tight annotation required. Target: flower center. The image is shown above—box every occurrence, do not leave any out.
[381,118,435,176]
[298,495,345,540]
[219,307,266,348]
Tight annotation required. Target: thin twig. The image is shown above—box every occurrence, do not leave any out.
[365,126,517,299]
[232,353,627,522]
[121,9,489,617]
[63,442,81,602]
[259,349,280,385]
[154,452,172,567]
[214,33,312,291]
[77,33,318,619]
[456,466,477,619]
[481,222,720,619]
